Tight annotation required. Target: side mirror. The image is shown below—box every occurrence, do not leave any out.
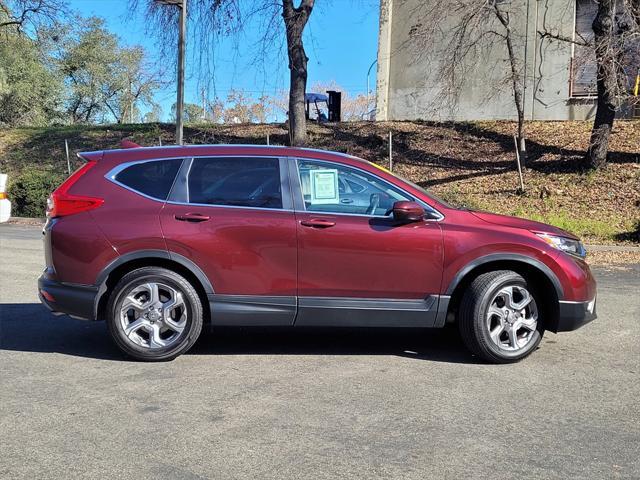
[392,201,425,223]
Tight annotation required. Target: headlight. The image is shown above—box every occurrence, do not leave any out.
[536,233,586,259]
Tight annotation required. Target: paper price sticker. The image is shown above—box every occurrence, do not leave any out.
[310,169,339,205]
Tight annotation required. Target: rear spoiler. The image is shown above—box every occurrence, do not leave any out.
[76,139,141,163]
[121,139,141,149]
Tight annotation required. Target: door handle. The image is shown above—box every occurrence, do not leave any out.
[340,198,353,204]
[300,219,336,228]
[175,213,210,223]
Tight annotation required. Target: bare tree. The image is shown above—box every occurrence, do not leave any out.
[586,0,639,168]
[492,2,526,161]
[538,0,639,169]
[223,89,272,123]
[0,0,66,33]
[407,0,529,162]
[131,0,316,145]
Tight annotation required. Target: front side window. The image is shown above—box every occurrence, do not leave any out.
[297,160,412,216]
[188,157,282,209]
[114,159,182,200]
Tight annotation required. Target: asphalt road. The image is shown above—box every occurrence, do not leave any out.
[1,223,639,480]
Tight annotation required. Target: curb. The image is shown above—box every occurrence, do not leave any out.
[586,244,640,253]
[6,216,46,225]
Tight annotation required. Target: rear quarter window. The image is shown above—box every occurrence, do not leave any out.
[114,159,182,200]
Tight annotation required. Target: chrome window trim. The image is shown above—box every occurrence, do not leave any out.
[105,155,292,212]
[291,157,445,221]
[105,157,187,203]
[165,200,294,213]
[104,154,445,220]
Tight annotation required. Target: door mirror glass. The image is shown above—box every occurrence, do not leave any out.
[392,201,424,223]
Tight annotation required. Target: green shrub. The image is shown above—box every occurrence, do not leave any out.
[8,170,66,217]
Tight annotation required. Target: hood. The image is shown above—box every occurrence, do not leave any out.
[469,211,579,239]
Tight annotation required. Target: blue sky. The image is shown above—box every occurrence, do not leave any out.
[66,0,380,121]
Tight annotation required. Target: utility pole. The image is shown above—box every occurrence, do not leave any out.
[176,0,186,144]
[155,0,187,145]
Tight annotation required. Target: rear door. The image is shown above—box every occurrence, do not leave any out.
[160,156,297,326]
[291,157,444,327]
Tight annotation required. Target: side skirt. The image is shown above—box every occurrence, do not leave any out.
[295,296,439,327]
[208,295,297,326]
[208,295,445,328]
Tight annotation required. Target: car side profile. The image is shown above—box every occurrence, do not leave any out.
[38,144,597,363]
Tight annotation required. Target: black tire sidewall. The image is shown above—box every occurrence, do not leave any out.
[106,268,203,361]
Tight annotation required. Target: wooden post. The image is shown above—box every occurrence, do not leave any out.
[388,131,393,172]
[513,134,525,193]
[64,140,71,175]
[267,134,270,146]
[159,136,162,146]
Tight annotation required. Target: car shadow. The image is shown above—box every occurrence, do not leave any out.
[0,303,480,364]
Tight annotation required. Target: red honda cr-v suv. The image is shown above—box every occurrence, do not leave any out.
[38,144,596,362]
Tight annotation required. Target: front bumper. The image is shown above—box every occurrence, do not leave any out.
[38,274,98,320]
[550,298,597,333]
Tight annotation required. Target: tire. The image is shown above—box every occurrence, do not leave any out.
[458,270,544,364]
[106,266,203,361]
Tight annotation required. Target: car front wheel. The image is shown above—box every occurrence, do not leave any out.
[106,266,204,361]
[458,270,543,363]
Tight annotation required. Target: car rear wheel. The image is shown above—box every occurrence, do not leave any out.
[458,270,543,363]
[106,267,203,361]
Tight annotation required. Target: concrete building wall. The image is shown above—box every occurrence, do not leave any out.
[376,0,598,121]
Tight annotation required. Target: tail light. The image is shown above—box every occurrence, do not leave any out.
[47,161,104,218]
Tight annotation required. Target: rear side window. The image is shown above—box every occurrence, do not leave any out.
[115,159,182,200]
[188,157,282,209]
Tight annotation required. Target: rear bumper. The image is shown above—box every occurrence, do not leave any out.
[38,274,98,320]
[550,298,597,333]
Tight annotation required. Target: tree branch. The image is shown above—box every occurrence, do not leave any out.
[537,30,592,47]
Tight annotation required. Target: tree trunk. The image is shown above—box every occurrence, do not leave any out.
[282,0,314,146]
[509,41,527,166]
[495,5,527,165]
[586,0,617,169]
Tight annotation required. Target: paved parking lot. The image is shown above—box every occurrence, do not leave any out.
[1,223,639,480]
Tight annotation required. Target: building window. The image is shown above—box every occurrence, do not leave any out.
[571,0,598,97]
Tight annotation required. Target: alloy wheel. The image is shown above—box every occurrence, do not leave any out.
[119,282,188,350]
[486,284,538,352]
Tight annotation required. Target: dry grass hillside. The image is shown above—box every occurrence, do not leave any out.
[0,120,638,243]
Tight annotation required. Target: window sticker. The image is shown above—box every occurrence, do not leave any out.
[310,169,339,204]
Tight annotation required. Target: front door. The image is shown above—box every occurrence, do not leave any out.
[160,156,297,326]
[291,158,444,327]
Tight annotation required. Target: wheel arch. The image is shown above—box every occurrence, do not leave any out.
[94,250,213,322]
[442,254,562,327]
